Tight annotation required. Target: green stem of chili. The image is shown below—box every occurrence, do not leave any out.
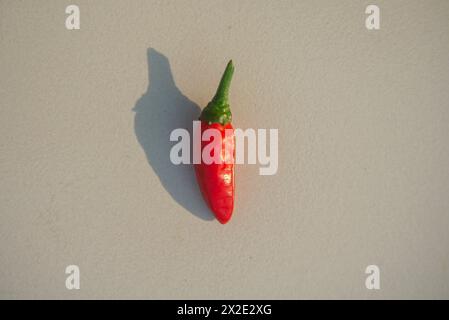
[199,60,234,125]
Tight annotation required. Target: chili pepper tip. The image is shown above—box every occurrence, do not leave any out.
[212,60,234,106]
[199,60,234,125]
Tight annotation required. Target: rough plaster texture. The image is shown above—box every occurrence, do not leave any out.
[1,0,449,299]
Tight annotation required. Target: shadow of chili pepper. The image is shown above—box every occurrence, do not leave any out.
[133,48,213,221]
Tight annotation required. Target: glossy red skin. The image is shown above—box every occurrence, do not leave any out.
[195,121,235,224]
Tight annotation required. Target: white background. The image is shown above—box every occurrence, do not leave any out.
[1,0,448,298]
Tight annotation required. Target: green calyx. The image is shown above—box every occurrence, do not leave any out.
[199,60,234,125]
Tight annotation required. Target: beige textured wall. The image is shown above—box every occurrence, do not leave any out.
[1,0,449,299]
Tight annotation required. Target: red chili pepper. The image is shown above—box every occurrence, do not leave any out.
[195,60,235,224]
